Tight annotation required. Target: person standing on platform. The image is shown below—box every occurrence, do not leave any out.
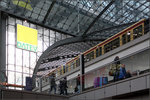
[49,73,56,94]
[76,74,80,93]
[62,77,68,95]
[113,56,120,82]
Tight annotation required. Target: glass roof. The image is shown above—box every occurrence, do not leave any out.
[0,0,150,76]
[0,0,149,38]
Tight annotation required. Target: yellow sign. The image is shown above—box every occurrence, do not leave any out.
[17,24,38,52]
[12,0,32,11]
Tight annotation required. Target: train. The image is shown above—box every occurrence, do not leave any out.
[47,18,149,77]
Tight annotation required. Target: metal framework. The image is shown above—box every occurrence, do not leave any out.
[0,0,150,77]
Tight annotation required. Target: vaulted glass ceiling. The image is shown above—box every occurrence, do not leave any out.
[0,0,149,39]
[0,0,150,76]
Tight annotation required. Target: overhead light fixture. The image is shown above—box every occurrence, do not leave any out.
[127,32,130,35]
[24,20,27,23]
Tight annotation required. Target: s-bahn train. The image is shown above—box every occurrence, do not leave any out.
[48,18,149,77]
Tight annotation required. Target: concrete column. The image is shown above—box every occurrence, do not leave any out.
[39,77,42,92]
[80,54,85,92]
[0,11,7,86]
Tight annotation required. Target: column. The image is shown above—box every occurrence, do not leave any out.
[80,54,85,92]
[0,11,7,87]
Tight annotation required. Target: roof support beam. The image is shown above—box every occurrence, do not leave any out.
[82,0,115,37]
[86,21,135,37]
[42,0,56,24]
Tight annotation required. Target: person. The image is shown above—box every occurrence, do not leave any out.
[59,80,64,95]
[49,73,56,94]
[76,74,80,93]
[62,77,68,95]
[126,70,132,78]
[114,56,120,64]
[118,64,126,80]
[74,86,78,93]
[113,56,121,82]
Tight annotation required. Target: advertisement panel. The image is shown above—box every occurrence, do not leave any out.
[17,24,38,52]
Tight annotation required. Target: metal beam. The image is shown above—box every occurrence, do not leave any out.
[82,0,115,36]
[42,0,56,24]
[86,21,135,37]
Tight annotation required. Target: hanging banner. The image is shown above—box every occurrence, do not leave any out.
[17,24,38,52]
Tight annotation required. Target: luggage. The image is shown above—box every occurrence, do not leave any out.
[99,77,108,87]
[94,77,100,88]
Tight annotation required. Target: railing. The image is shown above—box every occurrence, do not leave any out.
[37,46,150,95]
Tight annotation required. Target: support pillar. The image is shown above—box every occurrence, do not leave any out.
[80,54,85,92]
[0,11,7,87]
[39,78,42,92]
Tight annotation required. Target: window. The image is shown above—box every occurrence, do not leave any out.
[104,38,120,53]
[76,58,80,67]
[133,25,143,39]
[96,47,102,57]
[6,16,71,89]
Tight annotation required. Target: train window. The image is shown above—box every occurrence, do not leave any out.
[122,34,126,45]
[70,62,74,70]
[65,65,68,72]
[90,51,94,60]
[60,69,62,75]
[76,58,80,67]
[133,25,143,39]
[144,19,149,34]
[63,66,66,73]
[127,32,131,42]
[96,48,99,57]
[84,55,87,62]
[73,62,76,69]
[111,38,120,50]
[86,53,91,61]
[104,42,111,53]
[99,47,102,56]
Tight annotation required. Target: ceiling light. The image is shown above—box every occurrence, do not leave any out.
[127,32,130,35]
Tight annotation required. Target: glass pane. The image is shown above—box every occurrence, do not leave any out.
[30,69,33,75]
[23,51,29,67]
[16,48,22,66]
[8,65,15,71]
[23,21,29,27]
[44,28,49,36]
[30,23,36,29]
[8,45,15,64]
[30,52,36,69]
[50,37,55,46]
[38,34,43,52]
[37,26,43,33]
[44,36,49,51]
[16,19,22,24]
[16,72,22,85]
[8,71,15,84]
[56,32,61,41]
[16,66,22,73]
[50,30,55,38]
[8,17,15,25]
[8,25,15,45]
[23,67,29,74]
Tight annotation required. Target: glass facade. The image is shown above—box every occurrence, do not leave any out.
[6,16,71,89]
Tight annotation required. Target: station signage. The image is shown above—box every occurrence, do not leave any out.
[17,24,38,52]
